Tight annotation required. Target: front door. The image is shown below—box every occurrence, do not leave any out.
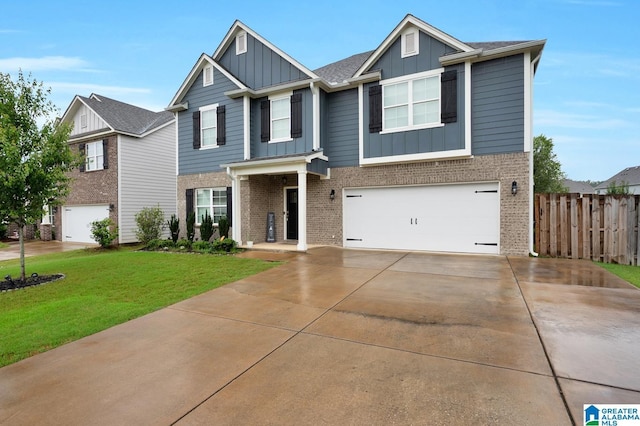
[286,188,298,240]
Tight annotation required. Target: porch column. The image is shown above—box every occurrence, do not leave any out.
[297,170,307,251]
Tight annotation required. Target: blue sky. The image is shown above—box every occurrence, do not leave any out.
[1,0,637,181]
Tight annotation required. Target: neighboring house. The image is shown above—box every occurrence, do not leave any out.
[594,165,640,194]
[55,94,176,244]
[562,179,595,196]
[167,14,545,255]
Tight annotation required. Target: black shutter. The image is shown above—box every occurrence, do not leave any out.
[226,186,232,227]
[79,143,86,172]
[290,93,302,138]
[102,139,109,169]
[441,70,457,124]
[186,189,194,218]
[216,105,226,145]
[368,85,382,133]
[192,111,201,149]
[260,100,270,142]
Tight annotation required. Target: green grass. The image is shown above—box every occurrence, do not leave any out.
[0,247,281,367]
[598,262,640,289]
[0,241,8,249]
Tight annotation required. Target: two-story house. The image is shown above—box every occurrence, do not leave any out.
[167,14,545,255]
[56,94,176,244]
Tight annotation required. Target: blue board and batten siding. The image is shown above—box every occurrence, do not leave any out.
[178,68,244,175]
[250,89,314,158]
[471,54,525,155]
[218,33,309,90]
[323,88,359,168]
[361,32,466,159]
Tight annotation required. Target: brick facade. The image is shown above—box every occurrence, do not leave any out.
[54,135,119,240]
[178,152,530,255]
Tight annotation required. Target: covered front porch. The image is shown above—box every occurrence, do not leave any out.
[223,152,329,252]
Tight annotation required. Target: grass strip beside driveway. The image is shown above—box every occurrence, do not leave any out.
[598,262,640,288]
[0,248,280,367]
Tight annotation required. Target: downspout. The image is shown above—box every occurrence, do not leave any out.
[529,52,543,257]
[310,81,320,152]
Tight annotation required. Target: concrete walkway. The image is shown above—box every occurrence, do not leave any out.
[0,247,638,425]
[0,240,96,262]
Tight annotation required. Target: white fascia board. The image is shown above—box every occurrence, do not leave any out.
[225,79,314,99]
[442,40,547,67]
[213,20,319,80]
[360,148,472,167]
[354,14,473,78]
[59,95,84,124]
[68,129,114,143]
[167,54,246,108]
[222,152,327,176]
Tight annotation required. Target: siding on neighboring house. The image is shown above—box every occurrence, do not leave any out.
[70,103,108,137]
[178,67,244,175]
[324,88,359,168]
[251,88,313,158]
[218,32,309,90]
[471,54,525,155]
[119,123,176,243]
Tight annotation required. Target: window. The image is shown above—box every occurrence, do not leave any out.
[85,141,104,171]
[203,65,213,87]
[270,95,290,142]
[382,70,441,132]
[236,31,247,55]
[48,206,55,226]
[196,188,227,225]
[401,28,419,58]
[200,105,218,148]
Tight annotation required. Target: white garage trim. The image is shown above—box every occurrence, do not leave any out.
[343,182,500,254]
[62,205,110,244]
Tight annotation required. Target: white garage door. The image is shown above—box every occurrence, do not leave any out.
[62,205,110,243]
[343,182,500,254]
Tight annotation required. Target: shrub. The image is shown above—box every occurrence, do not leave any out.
[145,238,173,250]
[186,212,195,242]
[167,214,180,243]
[200,211,214,242]
[213,238,237,253]
[135,206,165,245]
[0,223,6,239]
[192,240,212,252]
[90,218,118,248]
[175,238,192,250]
[218,216,230,239]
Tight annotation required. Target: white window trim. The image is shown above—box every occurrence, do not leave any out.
[195,187,227,226]
[199,104,219,149]
[268,92,292,143]
[381,68,444,134]
[203,65,214,87]
[236,31,247,55]
[85,140,104,172]
[401,27,419,58]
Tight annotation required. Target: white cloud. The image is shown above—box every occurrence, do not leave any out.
[48,82,151,96]
[0,56,94,73]
[535,109,630,130]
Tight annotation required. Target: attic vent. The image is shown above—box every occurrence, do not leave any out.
[80,114,87,128]
[203,65,213,87]
[236,31,247,55]
[401,28,419,58]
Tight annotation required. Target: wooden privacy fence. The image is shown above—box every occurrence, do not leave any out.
[535,193,640,265]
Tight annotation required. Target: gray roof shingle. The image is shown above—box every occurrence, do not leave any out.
[80,94,174,136]
[595,166,640,190]
[562,179,595,194]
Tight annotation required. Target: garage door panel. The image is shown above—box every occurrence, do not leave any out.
[62,205,110,243]
[344,183,499,254]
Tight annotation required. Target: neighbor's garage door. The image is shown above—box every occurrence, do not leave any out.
[343,182,499,254]
[62,205,110,243]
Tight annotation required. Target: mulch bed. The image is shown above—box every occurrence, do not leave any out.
[1,274,65,292]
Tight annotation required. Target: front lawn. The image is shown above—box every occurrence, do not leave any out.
[598,262,640,289]
[0,241,8,249]
[0,248,280,367]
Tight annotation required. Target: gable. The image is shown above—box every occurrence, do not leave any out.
[370,29,458,80]
[61,97,110,138]
[217,31,311,90]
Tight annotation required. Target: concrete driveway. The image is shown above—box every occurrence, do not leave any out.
[0,240,95,261]
[0,247,638,425]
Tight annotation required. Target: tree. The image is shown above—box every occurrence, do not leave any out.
[533,134,567,193]
[606,180,630,195]
[0,71,76,281]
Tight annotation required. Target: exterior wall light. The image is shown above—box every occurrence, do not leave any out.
[511,181,518,195]
[282,176,287,185]
[109,203,115,212]
[330,189,335,200]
